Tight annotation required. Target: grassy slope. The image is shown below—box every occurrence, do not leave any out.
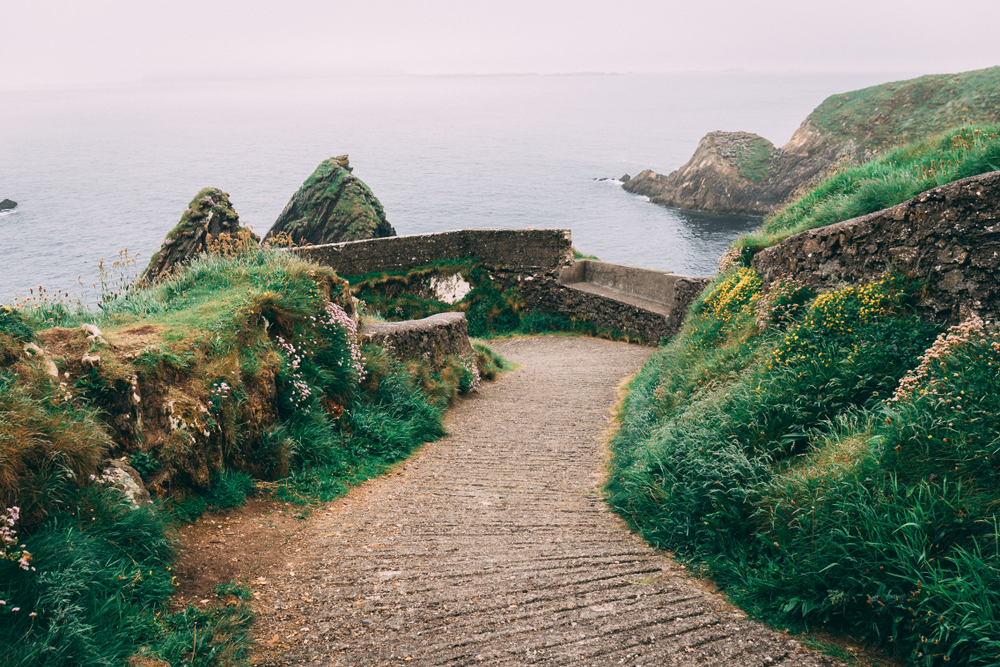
[807,66,1000,150]
[741,122,1000,251]
[609,124,1000,665]
[607,268,1000,666]
[0,244,503,666]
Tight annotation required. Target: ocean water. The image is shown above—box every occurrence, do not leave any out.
[0,71,907,302]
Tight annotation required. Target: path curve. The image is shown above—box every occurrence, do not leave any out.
[253,336,842,666]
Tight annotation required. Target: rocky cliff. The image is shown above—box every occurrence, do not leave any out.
[263,155,396,246]
[625,66,1000,215]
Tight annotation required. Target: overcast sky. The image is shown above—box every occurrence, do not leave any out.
[2,0,998,88]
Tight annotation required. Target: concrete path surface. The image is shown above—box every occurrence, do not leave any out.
[252,336,843,666]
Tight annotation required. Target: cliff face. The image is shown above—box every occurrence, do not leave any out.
[263,155,396,246]
[626,66,1000,216]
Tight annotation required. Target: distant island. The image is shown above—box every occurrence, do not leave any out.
[624,65,1000,215]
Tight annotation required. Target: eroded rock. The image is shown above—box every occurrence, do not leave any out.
[626,66,1000,215]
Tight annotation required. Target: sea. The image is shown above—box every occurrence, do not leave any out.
[1,71,911,303]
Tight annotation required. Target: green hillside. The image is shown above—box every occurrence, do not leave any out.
[808,66,1000,151]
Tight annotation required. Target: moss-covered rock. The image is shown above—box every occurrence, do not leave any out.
[263,155,396,246]
[142,188,255,283]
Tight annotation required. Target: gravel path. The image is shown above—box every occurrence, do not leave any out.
[252,336,843,666]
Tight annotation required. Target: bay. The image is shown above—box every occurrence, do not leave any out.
[0,71,909,302]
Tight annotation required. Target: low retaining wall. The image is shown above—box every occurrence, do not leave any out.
[298,228,573,277]
[302,228,710,345]
[753,170,1000,323]
[360,312,475,367]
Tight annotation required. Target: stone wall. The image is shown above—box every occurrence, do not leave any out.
[360,312,475,367]
[301,227,710,345]
[297,228,574,277]
[753,170,1000,323]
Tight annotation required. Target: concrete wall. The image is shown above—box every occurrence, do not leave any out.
[297,228,573,277]
[560,260,700,309]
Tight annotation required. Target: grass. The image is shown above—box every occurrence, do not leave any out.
[607,259,1000,664]
[736,122,1000,253]
[806,66,1000,150]
[1,242,510,666]
[730,133,775,184]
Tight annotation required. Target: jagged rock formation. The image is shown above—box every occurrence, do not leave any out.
[626,66,1000,215]
[142,188,254,283]
[0,199,17,210]
[753,170,1000,324]
[263,155,396,246]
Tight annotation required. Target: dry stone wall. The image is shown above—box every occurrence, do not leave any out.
[299,228,709,345]
[297,228,574,277]
[360,312,475,368]
[753,171,1000,323]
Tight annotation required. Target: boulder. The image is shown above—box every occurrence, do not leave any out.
[263,155,396,246]
[0,199,17,210]
[141,188,255,283]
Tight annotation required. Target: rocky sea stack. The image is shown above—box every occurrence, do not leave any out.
[625,66,1000,215]
[263,155,396,247]
[141,187,254,283]
[0,199,17,210]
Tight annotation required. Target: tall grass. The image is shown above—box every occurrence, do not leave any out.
[739,123,1000,252]
[606,264,1000,665]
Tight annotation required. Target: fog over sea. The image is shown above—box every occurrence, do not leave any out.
[1,71,909,303]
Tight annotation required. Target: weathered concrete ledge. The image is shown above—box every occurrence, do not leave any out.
[360,312,474,367]
[547,259,710,343]
[297,228,573,277]
[753,170,1000,323]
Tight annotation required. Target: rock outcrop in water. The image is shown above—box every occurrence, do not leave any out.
[142,188,255,283]
[625,66,1000,215]
[0,199,17,210]
[263,155,396,246]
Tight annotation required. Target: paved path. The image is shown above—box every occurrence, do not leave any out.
[253,336,841,666]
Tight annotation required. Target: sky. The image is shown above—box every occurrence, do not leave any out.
[2,0,998,88]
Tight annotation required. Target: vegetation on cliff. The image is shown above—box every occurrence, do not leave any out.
[142,188,257,284]
[807,67,1000,151]
[609,130,1000,664]
[625,66,1000,216]
[0,238,503,666]
[741,122,1000,252]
